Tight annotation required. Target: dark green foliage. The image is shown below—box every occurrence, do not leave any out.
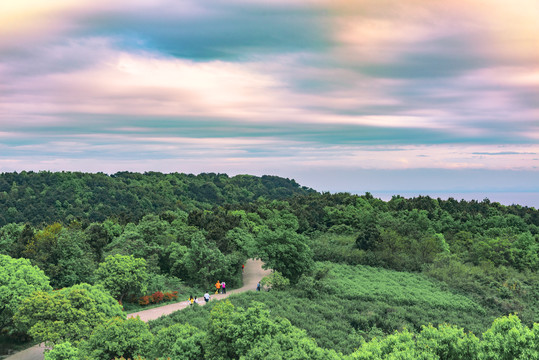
[0,171,313,226]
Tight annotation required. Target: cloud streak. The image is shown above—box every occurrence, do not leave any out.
[0,0,538,198]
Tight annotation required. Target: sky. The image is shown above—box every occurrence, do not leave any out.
[1,0,538,206]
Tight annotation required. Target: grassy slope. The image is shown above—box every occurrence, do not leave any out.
[149,262,489,355]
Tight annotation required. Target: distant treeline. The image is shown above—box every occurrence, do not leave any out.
[0,171,314,226]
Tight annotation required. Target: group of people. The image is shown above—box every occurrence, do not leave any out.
[215,280,227,294]
[187,263,248,306]
[188,292,212,306]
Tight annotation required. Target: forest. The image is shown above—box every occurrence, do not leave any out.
[1,171,538,359]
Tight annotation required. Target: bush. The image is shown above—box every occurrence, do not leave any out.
[163,291,178,301]
[260,271,290,291]
[151,291,164,304]
[44,342,80,360]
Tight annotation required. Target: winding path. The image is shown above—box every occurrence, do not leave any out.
[5,259,271,360]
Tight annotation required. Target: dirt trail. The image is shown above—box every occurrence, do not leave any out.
[5,259,271,360]
[127,258,270,321]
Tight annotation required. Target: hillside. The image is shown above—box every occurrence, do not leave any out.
[1,172,538,358]
[0,171,313,226]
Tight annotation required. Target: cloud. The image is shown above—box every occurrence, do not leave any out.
[0,0,538,197]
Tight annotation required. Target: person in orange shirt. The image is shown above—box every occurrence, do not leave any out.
[215,280,221,294]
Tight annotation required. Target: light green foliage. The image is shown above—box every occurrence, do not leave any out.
[511,232,539,270]
[223,262,486,354]
[424,254,539,324]
[244,329,343,360]
[329,263,482,314]
[349,315,538,360]
[44,341,80,360]
[151,322,205,359]
[81,317,153,360]
[0,254,52,333]
[311,233,365,265]
[96,254,149,302]
[351,329,431,360]
[416,323,480,360]
[13,283,123,345]
[260,271,290,290]
[480,314,538,360]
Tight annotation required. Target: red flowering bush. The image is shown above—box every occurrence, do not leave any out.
[138,295,150,306]
[150,291,164,304]
[138,290,178,306]
[164,291,178,301]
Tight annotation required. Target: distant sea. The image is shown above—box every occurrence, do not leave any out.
[368,192,539,209]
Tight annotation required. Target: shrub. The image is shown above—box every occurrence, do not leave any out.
[151,291,164,304]
[164,291,178,301]
[139,296,150,306]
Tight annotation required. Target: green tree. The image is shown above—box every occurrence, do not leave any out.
[44,342,80,360]
[0,223,23,256]
[13,283,123,345]
[257,228,313,283]
[23,223,63,281]
[151,322,205,359]
[356,215,380,251]
[80,317,153,360]
[0,254,52,333]
[245,329,343,360]
[206,300,294,359]
[480,314,538,360]
[416,323,480,360]
[53,228,96,287]
[96,254,148,303]
[183,232,228,287]
[260,271,290,291]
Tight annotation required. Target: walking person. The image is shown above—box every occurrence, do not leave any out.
[221,281,226,294]
[242,264,245,272]
[215,280,221,294]
[204,292,210,303]
[256,282,261,291]
[188,295,194,306]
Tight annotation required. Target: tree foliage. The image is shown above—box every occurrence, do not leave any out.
[80,317,153,360]
[0,254,52,333]
[13,283,123,345]
[95,254,149,302]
